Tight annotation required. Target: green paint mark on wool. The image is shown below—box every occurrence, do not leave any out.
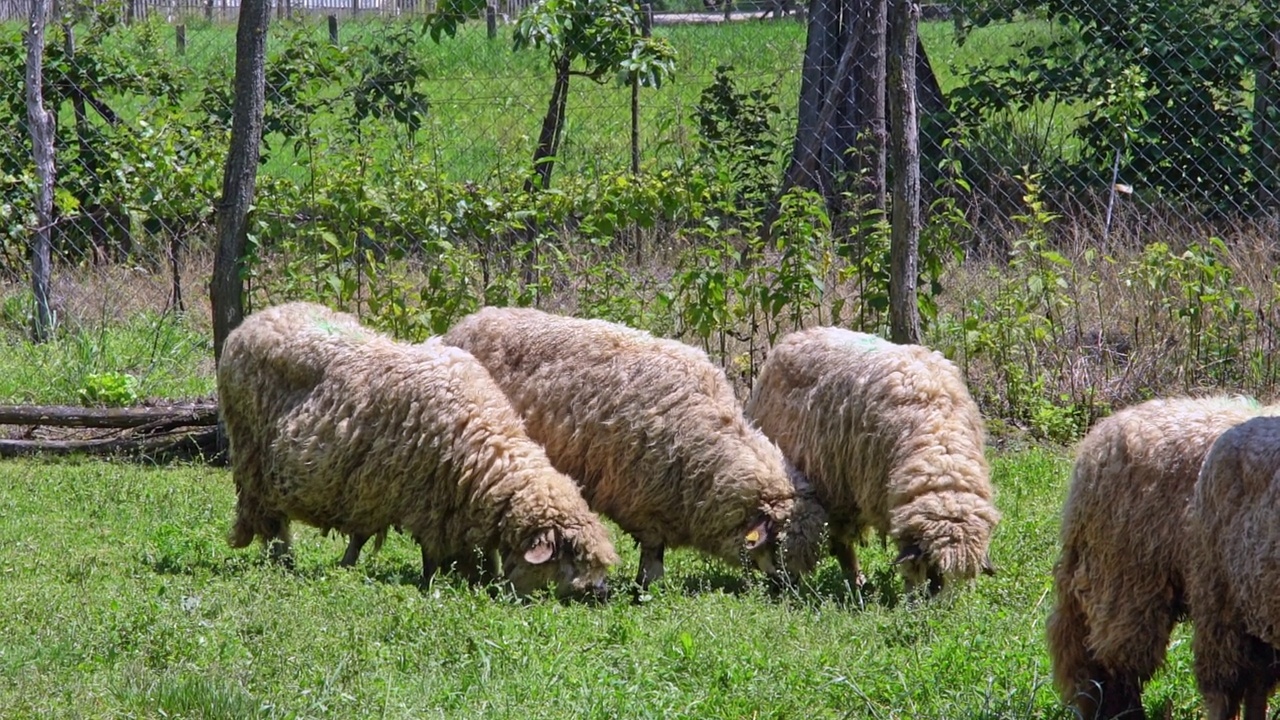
[846,331,889,352]
[312,316,366,341]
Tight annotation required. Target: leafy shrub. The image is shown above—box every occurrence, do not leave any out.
[693,65,783,209]
[78,371,139,407]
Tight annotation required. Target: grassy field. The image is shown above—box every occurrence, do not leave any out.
[2,11,1068,184]
[0,299,214,405]
[0,447,1207,719]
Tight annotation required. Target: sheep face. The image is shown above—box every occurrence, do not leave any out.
[894,542,996,597]
[776,470,829,579]
[893,544,945,596]
[502,529,614,601]
[736,515,792,579]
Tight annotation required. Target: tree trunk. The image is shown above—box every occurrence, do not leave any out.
[211,0,271,364]
[519,51,572,295]
[850,0,886,213]
[915,31,948,189]
[64,24,91,175]
[25,0,55,343]
[525,51,572,193]
[0,402,219,429]
[1256,13,1280,212]
[887,0,919,344]
[776,0,849,210]
[774,0,942,236]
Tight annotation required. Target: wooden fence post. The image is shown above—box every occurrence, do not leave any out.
[26,0,55,342]
[485,4,496,38]
[175,24,186,55]
[351,0,358,17]
[328,14,338,43]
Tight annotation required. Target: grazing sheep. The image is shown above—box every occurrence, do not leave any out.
[432,306,824,589]
[217,302,620,600]
[1187,415,1280,720]
[744,327,999,596]
[1047,396,1273,720]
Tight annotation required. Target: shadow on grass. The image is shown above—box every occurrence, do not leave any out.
[675,566,754,597]
[140,549,259,578]
[765,563,909,611]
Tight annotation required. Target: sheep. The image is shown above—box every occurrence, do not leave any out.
[1187,415,1280,720]
[1046,395,1274,720]
[744,327,999,596]
[217,301,620,600]
[427,306,825,590]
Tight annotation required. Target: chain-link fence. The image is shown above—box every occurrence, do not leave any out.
[2,0,1278,435]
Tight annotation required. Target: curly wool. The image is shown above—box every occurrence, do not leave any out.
[1046,395,1274,720]
[1187,415,1280,720]
[217,302,618,596]
[442,307,818,586]
[745,327,999,593]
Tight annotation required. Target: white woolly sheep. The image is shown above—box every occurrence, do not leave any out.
[1047,395,1274,720]
[744,327,999,596]
[217,301,620,600]
[1187,415,1280,720]
[431,306,825,589]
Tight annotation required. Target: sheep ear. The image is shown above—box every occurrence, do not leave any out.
[981,554,998,576]
[893,543,923,565]
[744,518,772,551]
[523,531,557,565]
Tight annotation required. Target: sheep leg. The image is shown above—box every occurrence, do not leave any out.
[1204,690,1245,720]
[264,516,294,570]
[636,543,665,589]
[1088,671,1144,720]
[1238,638,1278,720]
[340,533,370,567]
[829,539,864,588]
[1241,688,1267,720]
[466,549,499,585]
[420,545,440,585]
[449,550,496,586]
[925,566,943,597]
[1195,616,1260,720]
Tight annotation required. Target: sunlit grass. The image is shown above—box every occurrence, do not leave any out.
[0,448,1206,718]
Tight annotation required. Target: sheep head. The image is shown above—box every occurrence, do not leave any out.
[503,528,617,602]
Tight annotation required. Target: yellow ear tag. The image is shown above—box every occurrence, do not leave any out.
[745,529,761,544]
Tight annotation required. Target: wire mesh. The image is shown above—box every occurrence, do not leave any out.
[1,0,1277,407]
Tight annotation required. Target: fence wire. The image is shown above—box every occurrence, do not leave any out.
[1,0,1278,411]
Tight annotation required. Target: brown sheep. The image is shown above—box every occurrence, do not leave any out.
[217,302,619,599]
[429,306,825,589]
[745,327,999,596]
[1047,395,1273,719]
[1187,415,1280,720]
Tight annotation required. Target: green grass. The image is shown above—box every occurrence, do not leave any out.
[7,12,1078,185]
[0,448,1206,718]
[0,309,214,404]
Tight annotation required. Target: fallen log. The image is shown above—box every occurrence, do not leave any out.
[0,427,224,463]
[0,402,218,429]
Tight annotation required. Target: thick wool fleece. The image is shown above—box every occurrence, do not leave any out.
[217,302,618,597]
[442,306,819,586]
[745,327,998,594]
[1187,415,1280,720]
[1047,395,1274,720]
